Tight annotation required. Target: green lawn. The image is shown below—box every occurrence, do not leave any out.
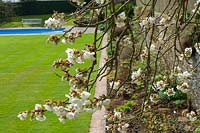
[0,34,97,133]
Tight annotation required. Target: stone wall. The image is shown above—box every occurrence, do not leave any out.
[136,0,195,12]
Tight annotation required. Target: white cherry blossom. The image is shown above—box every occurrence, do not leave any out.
[109,80,120,90]
[80,91,91,100]
[131,68,142,84]
[17,112,28,120]
[66,112,75,119]
[35,104,42,110]
[36,115,46,121]
[164,88,175,97]
[184,47,192,58]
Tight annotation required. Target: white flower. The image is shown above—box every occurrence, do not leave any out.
[66,48,74,58]
[102,99,111,107]
[43,104,54,111]
[67,103,82,112]
[80,91,91,100]
[182,71,191,77]
[174,110,177,114]
[184,47,192,58]
[75,73,83,78]
[83,51,95,61]
[83,100,91,105]
[118,12,126,20]
[105,126,110,131]
[109,80,120,90]
[159,16,172,27]
[53,106,67,117]
[164,88,175,97]
[45,17,63,29]
[121,123,129,130]
[195,43,200,55]
[177,71,191,80]
[150,94,159,103]
[192,1,200,14]
[61,38,67,44]
[84,108,93,113]
[186,111,197,121]
[66,48,76,64]
[95,0,104,4]
[17,112,28,120]
[116,12,126,28]
[117,123,129,132]
[66,48,85,64]
[114,111,122,119]
[155,80,166,91]
[66,112,75,119]
[76,56,84,64]
[174,66,182,74]
[150,44,156,52]
[65,94,70,99]
[148,17,156,24]
[35,104,42,110]
[131,68,142,84]
[70,98,83,107]
[177,82,189,93]
[71,0,86,6]
[179,54,184,61]
[58,117,66,124]
[35,115,46,121]
[139,18,148,28]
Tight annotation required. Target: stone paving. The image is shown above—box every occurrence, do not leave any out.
[89,34,107,133]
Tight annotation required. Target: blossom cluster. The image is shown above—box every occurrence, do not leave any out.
[18,104,46,121]
[44,12,65,29]
[115,12,126,28]
[186,111,197,122]
[140,44,156,61]
[184,47,193,58]
[66,48,95,64]
[18,37,111,124]
[194,43,200,55]
[109,80,120,90]
[18,91,110,123]
[105,110,129,132]
[70,0,86,6]
[181,108,200,122]
[149,66,192,104]
[192,0,200,15]
[139,15,174,29]
[47,31,82,45]
[62,31,82,44]
[131,68,143,85]
[95,0,104,4]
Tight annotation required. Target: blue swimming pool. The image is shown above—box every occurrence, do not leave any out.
[0,28,65,35]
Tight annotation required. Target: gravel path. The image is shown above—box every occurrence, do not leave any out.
[89,34,107,133]
[64,26,97,34]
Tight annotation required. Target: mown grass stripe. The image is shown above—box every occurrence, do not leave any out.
[0,34,97,133]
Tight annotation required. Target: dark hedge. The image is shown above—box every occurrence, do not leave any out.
[15,1,77,16]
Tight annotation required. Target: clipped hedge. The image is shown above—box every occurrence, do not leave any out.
[15,1,77,16]
[0,2,17,23]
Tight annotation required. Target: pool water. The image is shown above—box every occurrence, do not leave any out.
[0,28,65,35]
